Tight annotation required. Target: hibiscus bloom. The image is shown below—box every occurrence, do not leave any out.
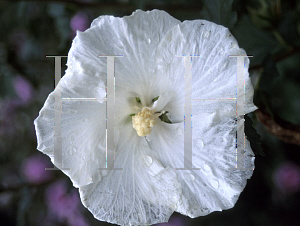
[34,9,257,226]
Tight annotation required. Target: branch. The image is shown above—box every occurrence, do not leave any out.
[256,109,300,146]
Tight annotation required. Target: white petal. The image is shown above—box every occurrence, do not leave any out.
[147,112,254,218]
[34,74,108,187]
[34,9,180,188]
[68,10,180,112]
[78,122,181,226]
[148,22,256,217]
[156,19,257,119]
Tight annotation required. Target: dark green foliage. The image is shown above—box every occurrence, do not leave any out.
[200,0,237,29]
[231,15,279,66]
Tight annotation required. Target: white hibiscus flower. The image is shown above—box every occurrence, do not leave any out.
[34,9,257,226]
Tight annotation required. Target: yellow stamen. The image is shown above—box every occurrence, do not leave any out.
[132,106,164,137]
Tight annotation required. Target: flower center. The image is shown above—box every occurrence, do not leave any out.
[132,106,163,137]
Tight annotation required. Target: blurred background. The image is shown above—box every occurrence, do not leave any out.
[0,0,300,225]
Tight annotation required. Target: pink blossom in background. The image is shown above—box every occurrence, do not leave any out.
[70,12,89,34]
[46,180,89,226]
[13,75,33,104]
[273,162,300,194]
[22,154,53,184]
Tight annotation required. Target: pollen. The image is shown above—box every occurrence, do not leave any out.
[132,106,162,137]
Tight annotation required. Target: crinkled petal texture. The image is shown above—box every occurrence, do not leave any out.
[150,19,257,217]
[79,122,181,225]
[34,9,257,226]
[34,70,108,187]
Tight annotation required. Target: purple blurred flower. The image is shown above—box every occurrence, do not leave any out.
[46,180,89,226]
[70,12,89,33]
[154,215,186,226]
[273,162,300,194]
[21,154,53,184]
[13,75,33,104]
[68,214,90,226]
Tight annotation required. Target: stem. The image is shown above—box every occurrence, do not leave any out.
[256,109,300,146]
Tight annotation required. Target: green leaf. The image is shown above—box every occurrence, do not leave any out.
[246,0,281,30]
[245,114,265,156]
[276,52,300,81]
[135,97,141,104]
[231,15,279,65]
[199,0,237,29]
[130,113,135,117]
[159,111,172,124]
[152,96,159,102]
[257,54,300,126]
